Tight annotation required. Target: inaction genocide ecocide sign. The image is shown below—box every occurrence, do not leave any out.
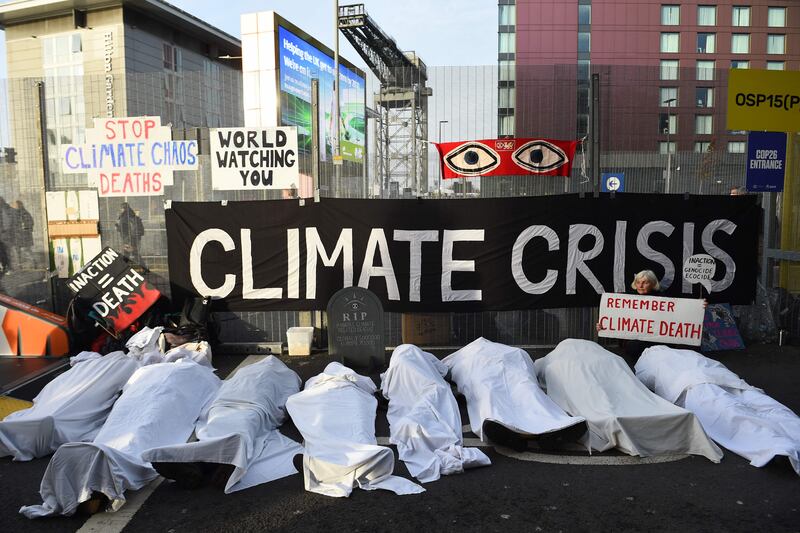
[165,194,759,313]
[210,127,299,190]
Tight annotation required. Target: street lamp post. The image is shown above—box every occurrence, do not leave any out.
[438,120,448,196]
[663,97,676,193]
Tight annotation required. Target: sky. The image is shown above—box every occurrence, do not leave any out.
[0,0,498,78]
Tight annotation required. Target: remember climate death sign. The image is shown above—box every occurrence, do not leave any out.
[165,194,759,312]
[598,293,705,346]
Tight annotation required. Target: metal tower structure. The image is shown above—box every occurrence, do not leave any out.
[338,3,431,197]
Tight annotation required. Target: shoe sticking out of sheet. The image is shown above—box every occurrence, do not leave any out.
[153,461,239,490]
[76,492,109,516]
[482,419,587,452]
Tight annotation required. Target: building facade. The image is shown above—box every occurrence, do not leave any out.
[498,1,799,155]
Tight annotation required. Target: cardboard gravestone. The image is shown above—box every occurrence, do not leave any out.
[327,287,385,369]
[701,303,745,351]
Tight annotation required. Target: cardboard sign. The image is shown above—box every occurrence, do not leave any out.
[67,247,161,333]
[682,254,716,293]
[61,116,198,197]
[598,293,704,346]
[210,127,299,190]
[701,303,744,351]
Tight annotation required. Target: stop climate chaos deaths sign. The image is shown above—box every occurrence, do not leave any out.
[435,138,580,178]
[165,194,758,313]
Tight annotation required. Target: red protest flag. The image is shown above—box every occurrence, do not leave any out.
[435,138,580,179]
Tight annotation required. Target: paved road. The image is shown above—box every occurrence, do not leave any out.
[2,344,799,532]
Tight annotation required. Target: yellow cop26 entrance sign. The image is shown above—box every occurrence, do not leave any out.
[727,69,800,132]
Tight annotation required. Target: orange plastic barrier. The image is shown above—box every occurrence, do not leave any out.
[0,294,70,357]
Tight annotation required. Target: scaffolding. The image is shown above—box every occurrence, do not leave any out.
[339,3,430,196]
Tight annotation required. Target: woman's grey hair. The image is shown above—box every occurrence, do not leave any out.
[631,270,660,291]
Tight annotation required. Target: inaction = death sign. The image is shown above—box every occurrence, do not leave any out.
[598,293,705,346]
[210,127,299,190]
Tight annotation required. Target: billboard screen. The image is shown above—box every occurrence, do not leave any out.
[278,25,365,163]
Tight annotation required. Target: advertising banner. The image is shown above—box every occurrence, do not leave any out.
[278,25,365,162]
[597,293,705,346]
[61,116,198,197]
[67,247,161,332]
[165,194,759,313]
[746,131,787,192]
[435,138,579,178]
[210,127,300,190]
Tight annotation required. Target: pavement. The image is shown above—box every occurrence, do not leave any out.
[1,342,799,532]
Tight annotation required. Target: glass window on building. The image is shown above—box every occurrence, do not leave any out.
[499,59,516,81]
[696,87,713,107]
[695,115,713,135]
[767,61,785,70]
[732,6,750,26]
[578,59,590,80]
[499,87,516,109]
[767,34,785,55]
[163,43,184,126]
[578,32,591,53]
[659,113,677,134]
[731,34,750,54]
[660,87,678,106]
[661,33,679,53]
[697,5,716,26]
[697,33,716,53]
[659,141,676,154]
[579,5,591,25]
[696,60,714,80]
[499,32,516,54]
[731,60,749,69]
[768,7,786,27]
[499,114,515,136]
[728,141,746,153]
[499,4,516,26]
[661,5,680,25]
[661,60,679,80]
[695,141,711,153]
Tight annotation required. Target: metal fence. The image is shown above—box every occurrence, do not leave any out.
[0,64,796,347]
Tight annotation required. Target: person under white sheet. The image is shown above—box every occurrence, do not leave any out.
[0,351,139,461]
[635,345,800,475]
[143,355,303,493]
[380,344,491,483]
[286,362,424,497]
[534,339,722,461]
[20,360,221,518]
[442,337,586,451]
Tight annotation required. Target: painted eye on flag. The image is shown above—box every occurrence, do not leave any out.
[512,140,568,173]
[443,143,501,176]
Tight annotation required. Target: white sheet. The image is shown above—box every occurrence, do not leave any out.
[20,360,221,518]
[286,362,424,497]
[143,355,303,493]
[380,345,490,483]
[0,351,139,461]
[534,339,722,461]
[441,337,585,441]
[636,345,800,474]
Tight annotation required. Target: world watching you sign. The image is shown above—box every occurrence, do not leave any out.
[278,25,365,163]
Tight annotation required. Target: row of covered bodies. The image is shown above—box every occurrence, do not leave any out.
[0,334,798,519]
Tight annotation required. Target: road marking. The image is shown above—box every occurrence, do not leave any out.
[78,355,262,532]
[77,478,163,533]
[495,446,689,465]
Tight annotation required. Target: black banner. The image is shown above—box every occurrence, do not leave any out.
[165,194,759,312]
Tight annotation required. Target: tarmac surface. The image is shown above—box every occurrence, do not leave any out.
[1,342,799,532]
